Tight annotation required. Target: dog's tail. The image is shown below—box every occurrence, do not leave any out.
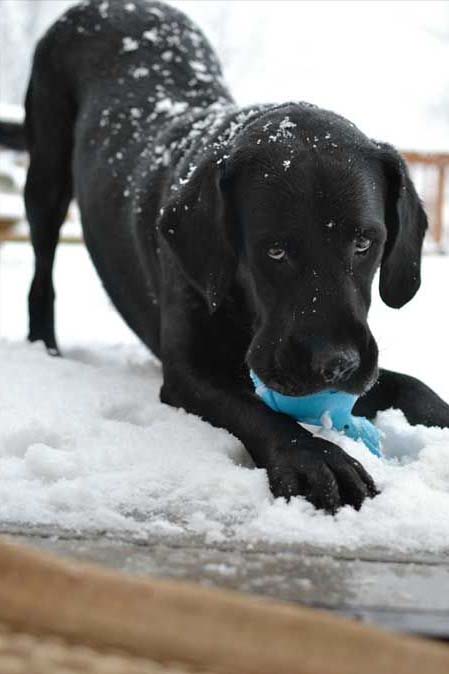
[0,121,27,151]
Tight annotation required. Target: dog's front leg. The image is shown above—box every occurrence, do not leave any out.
[160,357,378,512]
[354,369,449,428]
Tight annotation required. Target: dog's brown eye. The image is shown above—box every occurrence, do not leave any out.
[355,236,372,254]
[267,247,286,261]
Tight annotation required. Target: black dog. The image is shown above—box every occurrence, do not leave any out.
[2,0,449,513]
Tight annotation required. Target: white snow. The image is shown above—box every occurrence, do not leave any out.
[0,102,24,124]
[98,1,109,19]
[0,244,448,553]
[154,98,188,117]
[131,66,150,79]
[142,29,159,44]
[1,1,449,151]
[122,37,139,53]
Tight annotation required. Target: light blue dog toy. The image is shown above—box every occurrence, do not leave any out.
[250,371,382,457]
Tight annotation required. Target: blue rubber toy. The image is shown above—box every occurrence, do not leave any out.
[250,371,382,457]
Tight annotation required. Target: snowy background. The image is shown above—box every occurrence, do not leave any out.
[1,0,449,149]
[0,0,449,553]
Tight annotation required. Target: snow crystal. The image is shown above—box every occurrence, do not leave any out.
[143,29,158,43]
[325,220,336,228]
[155,98,188,117]
[188,30,202,47]
[125,2,136,11]
[98,0,109,17]
[131,66,149,79]
[122,37,139,52]
[283,159,291,171]
[195,72,213,83]
[266,115,298,144]
[190,60,207,73]
[279,116,296,134]
[149,7,164,19]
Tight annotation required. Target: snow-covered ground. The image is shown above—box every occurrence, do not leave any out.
[1,243,449,553]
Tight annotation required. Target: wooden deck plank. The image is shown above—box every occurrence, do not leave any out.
[5,532,449,640]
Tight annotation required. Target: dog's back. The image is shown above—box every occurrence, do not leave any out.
[21,0,235,352]
[31,0,231,203]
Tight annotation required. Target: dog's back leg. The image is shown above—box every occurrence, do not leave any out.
[24,57,74,354]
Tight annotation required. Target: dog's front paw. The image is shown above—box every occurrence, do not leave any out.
[267,438,379,513]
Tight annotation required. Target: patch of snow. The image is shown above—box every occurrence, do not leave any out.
[0,192,24,220]
[98,1,109,19]
[190,60,207,73]
[279,116,297,137]
[131,66,150,79]
[149,7,164,19]
[122,37,139,53]
[0,335,448,551]
[0,241,448,554]
[0,102,24,123]
[195,72,213,83]
[142,29,158,43]
[155,98,188,117]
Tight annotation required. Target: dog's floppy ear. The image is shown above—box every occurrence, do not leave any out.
[158,159,237,313]
[377,143,428,309]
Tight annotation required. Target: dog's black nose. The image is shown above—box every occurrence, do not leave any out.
[313,349,360,385]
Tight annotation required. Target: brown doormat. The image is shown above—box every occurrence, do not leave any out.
[0,536,448,674]
[0,622,209,674]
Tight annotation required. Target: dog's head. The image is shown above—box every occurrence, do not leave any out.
[159,105,427,395]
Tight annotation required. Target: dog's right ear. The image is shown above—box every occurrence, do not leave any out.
[158,160,237,313]
[376,143,428,309]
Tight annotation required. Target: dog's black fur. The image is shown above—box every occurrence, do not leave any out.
[2,0,449,512]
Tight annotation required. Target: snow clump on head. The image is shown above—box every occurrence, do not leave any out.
[267,116,297,143]
[122,37,139,52]
[98,1,109,18]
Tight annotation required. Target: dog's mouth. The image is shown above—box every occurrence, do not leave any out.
[249,362,379,398]
[254,373,331,397]
[252,367,378,397]
[247,328,379,398]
